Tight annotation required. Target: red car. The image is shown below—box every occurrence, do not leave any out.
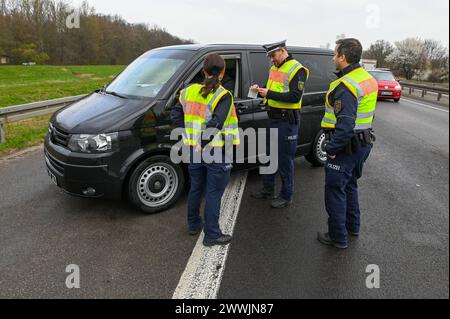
[369,69,402,102]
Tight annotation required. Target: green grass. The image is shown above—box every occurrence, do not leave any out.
[0,65,126,107]
[0,65,127,156]
[0,114,51,156]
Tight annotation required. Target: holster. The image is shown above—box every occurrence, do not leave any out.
[269,108,299,125]
[342,133,363,155]
[359,130,376,145]
[351,135,361,153]
[347,130,375,154]
[369,130,376,143]
[287,110,300,125]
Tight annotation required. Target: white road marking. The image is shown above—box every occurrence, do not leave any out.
[402,98,449,113]
[172,171,248,299]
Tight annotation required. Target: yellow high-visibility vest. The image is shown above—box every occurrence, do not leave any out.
[179,84,240,147]
[321,67,378,131]
[264,59,310,109]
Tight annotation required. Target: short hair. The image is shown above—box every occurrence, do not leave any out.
[335,38,363,64]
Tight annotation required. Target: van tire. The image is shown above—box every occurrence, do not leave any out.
[305,130,327,167]
[128,155,185,214]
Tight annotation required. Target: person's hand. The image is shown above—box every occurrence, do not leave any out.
[250,84,259,90]
[258,88,268,97]
[328,154,336,160]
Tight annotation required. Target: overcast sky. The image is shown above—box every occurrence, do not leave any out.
[73,0,450,49]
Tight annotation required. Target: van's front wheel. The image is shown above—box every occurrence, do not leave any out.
[305,130,327,167]
[128,155,184,214]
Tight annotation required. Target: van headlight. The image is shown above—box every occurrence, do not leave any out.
[68,133,119,153]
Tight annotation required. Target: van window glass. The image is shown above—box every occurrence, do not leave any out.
[249,52,272,87]
[294,53,335,93]
[249,52,335,93]
[106,49,194,99]
[188,58,240,97]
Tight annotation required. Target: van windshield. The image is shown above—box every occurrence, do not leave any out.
[105,49,193,99]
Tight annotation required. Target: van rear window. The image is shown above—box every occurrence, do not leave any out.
[249,52,335,93]
[294,54,335,93]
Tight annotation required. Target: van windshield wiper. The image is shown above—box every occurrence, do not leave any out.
[105,91,128,99]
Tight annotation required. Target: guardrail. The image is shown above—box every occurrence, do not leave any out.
[0,94,87,144]
[399,81,449,102]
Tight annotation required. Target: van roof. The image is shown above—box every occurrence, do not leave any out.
[157,43,333,54]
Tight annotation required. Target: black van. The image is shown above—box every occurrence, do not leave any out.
[44,44,335,213]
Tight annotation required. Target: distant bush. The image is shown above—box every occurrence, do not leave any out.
[11,43,49,64]
[364,38,449,83]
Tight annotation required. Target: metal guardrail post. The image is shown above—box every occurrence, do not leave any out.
[0,121,4,144]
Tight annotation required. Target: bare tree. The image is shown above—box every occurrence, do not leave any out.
[363,40,394,68]
[424,39,449,69]
[423,39,449,82]
[1,0,193,65]
[386,38,427,80]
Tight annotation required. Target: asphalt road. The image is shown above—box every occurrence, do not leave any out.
[0,98,448,299]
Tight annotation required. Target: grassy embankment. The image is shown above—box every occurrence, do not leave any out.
[0,65,125,156]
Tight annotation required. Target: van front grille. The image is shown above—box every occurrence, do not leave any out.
[51,126,70,147]
[45,151,65,176]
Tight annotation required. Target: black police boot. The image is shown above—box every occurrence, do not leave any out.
[317,232,348,249]
[189,224,203,236]
[271,197,292,209]
[250,188,276,200]
[346,225,360,236]
[203,234,232,247]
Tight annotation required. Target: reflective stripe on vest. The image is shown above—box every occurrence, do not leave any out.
[264,59,310,109]
[321,67,378,131]
[179,84,240,147]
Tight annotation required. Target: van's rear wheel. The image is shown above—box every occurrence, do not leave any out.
[305,130,327,167]
[128,155,184,214]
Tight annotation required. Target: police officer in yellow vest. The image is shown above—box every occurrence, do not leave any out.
[317,38,377,249]
[250,40,310,209]
[171,53,240,247]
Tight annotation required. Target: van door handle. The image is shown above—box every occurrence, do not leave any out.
[236,104,250,112]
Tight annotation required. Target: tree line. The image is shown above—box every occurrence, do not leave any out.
[2,0,448,83]
[0,0,193,65]
[363,38,449,83]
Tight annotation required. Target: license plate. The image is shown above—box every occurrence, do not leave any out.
[381,91,393,96]
[48,169,58,186]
